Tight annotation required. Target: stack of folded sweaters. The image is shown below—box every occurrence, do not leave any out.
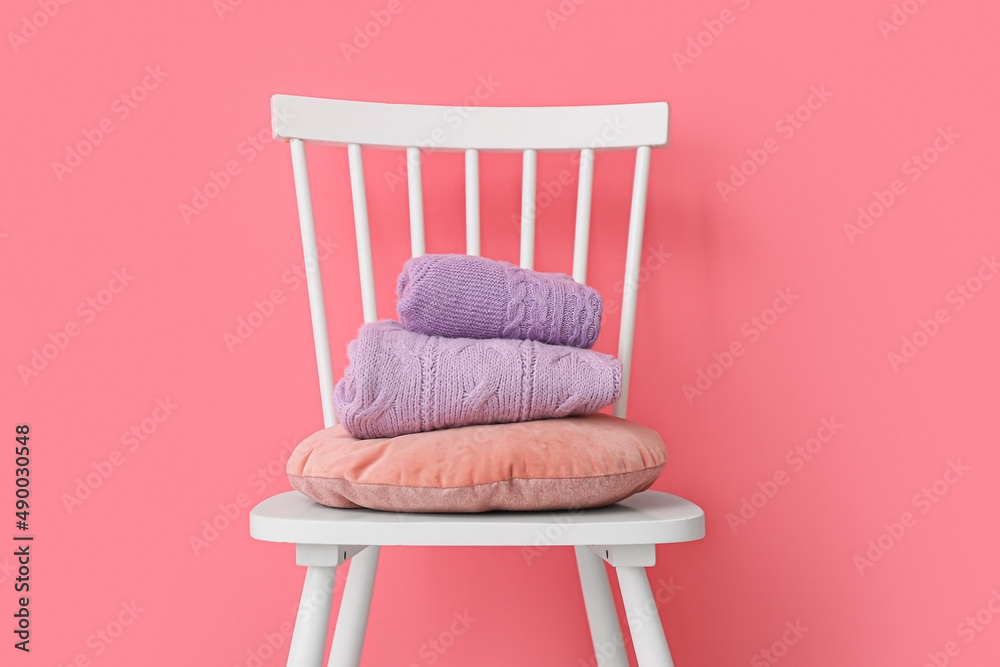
[333,253,622,439]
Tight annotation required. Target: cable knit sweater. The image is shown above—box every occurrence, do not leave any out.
[396,254,602,348]
[334,321,621,439]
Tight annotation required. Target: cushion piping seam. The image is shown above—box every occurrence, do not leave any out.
[289,464,664,491]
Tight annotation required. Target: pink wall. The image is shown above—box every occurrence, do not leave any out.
[5,0,999,665]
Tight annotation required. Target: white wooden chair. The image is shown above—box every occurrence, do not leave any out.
[250,94,705,667]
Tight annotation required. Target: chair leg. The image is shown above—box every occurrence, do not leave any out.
[615,566,675,667]
[327,545,381,667]
[574,546,629,667]
[287,566,337,667]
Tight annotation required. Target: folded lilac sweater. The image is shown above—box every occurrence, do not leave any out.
[334,321,621,439]
[396,254,602,348]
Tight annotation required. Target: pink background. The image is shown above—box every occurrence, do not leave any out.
[4,0,999,665]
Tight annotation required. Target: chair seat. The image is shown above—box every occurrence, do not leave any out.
[250,490,704,547]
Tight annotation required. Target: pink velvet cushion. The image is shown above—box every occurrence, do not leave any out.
[287,413,667,513]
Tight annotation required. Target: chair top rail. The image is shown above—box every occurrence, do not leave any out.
[272,94,668,151]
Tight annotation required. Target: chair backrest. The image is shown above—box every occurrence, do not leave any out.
[272,94,669,428]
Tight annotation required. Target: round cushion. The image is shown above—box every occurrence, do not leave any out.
[286,413,667,513]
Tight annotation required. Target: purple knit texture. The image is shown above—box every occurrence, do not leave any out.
[334,321,621,439]
[396,254,602,348]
